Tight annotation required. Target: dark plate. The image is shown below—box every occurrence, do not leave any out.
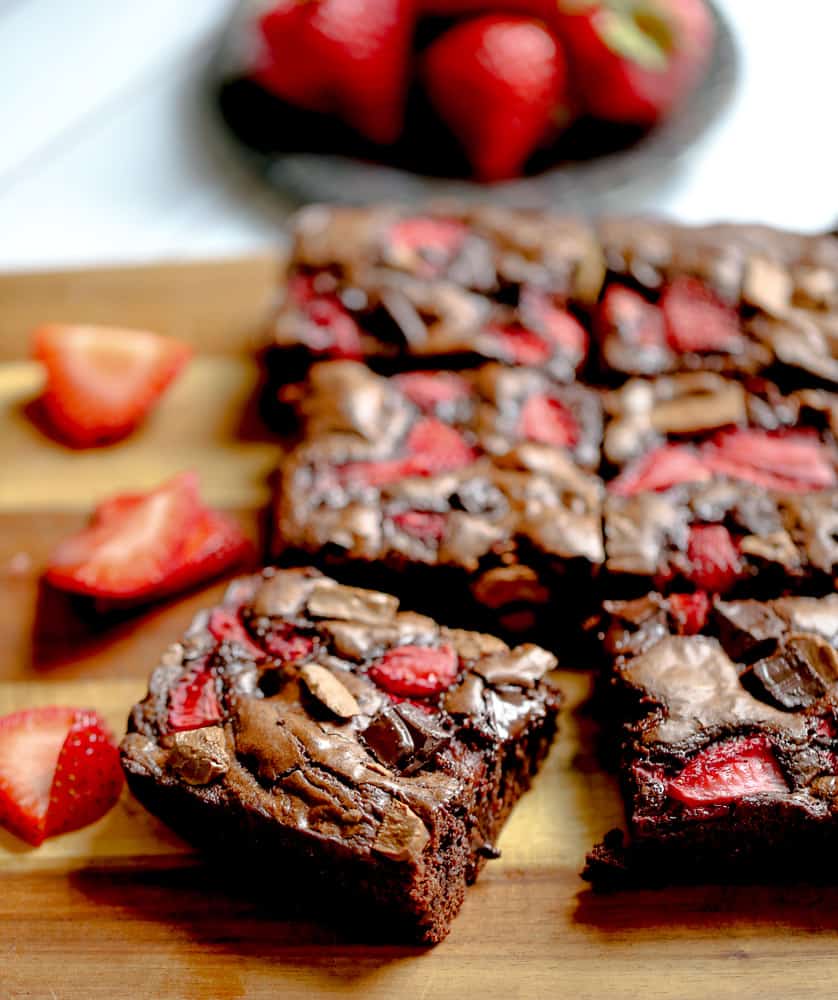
[208,0,738,211]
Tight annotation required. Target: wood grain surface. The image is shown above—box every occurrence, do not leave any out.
[4,259,838,1000]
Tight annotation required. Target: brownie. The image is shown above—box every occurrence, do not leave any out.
[120,568,561,943]
[272,204,605,384]
[596,217,838,383]
[584,593,838,888]
[274,361,604,642]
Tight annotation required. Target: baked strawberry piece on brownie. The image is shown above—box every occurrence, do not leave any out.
[585,593,838,887]
[120,568,560,943]
[596,218,838,383]
[271,205,604,386]
[274,361,604,642]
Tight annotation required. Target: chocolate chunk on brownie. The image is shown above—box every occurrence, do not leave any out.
[595,218,838,383]
[587,593,838,887]
[121,568,561,943]
[271,205,605,384]
[274,362,604,644]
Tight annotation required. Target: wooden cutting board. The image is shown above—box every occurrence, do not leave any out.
[3,259,838,1000]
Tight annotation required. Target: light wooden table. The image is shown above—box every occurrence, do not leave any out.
[0,0,836,273]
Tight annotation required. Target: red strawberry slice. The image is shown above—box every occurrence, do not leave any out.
[33,324,191,447]
[156,509,253,598]
[387,218,468,276]
[660,277,743,354]
[391,510,448,542]
[597,285,667,349]
[487,322,552,365]
[667,735,787,806]
[518,394,579,448]
[290,278,363,360]
[609,444,711,496]
[369,644,459,697]
[208,610,266,661]
[45,472,202,601]
[45,711,124,840]
[668,591,711,635]
[702,429,836,493]
[685,523,743,594]
[0,707,122,847]
[393,372,472,412]
[519,287,588,359]
[263,626,315,663]
[403,419,478,476]
[167,663,222,733]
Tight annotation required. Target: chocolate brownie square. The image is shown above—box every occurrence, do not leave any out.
[121,568,560,943]
[274,361,604,642]
[595,218,838,383]
[584,593,838,888]
[271,204,605,385]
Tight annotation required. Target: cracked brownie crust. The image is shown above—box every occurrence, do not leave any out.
[120,568,560,943]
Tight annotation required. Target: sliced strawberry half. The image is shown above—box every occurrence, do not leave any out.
[393,372,472,412]
[597,285,667,350]
[167,663,222,733]
[207,609,266,661]
[391,510,448,542]
[33,324,191,447]
[668,591,711,635]
[0,707,122,847]
[660,277,743,354]
[702,429,836,493]
[517,394,579,448]
[667,735,787,806]
[45,472,202,601]
[387,217,468,276]
[369,644,459,697]
[608,444,711,496]
[45,711,124,840]
[289,274,362,360]
[403,419,479,476]
[156,509,253,599]
[519,286,588,360]
[685,523,743,594]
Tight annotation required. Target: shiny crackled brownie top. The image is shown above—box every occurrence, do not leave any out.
[122,568,560,863]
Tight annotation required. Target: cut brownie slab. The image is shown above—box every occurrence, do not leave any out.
[272,205,605,384]
[584,593,838,888]
[274,362,604,642]
[120,568,560,943]
[596,218,838,383]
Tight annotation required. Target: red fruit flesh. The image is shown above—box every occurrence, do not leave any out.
[702,429,836,493]
[660,277,743,354]
[685,523,742,594]
[45,472,202,601]
[519,287,588,359]
[487,323,552,365]
[369,644,459,697]
[609,444,711,496]
[393,372,472,412]
[391,510,448,542]
[423,15,567,181]
[45,712,124,840]
[518,394,579,448]
[207,610,266,661]
[403,419,479,476]
[668,591,711,635]
[667,736,787,806]
[387,218,468,275]
[597,284,667,350]
[290,276,363,360]
[157,510,253,598]
[263,626,315,663]
[338,457,412,488]
[167,664,222,733]
[33,324,191,447]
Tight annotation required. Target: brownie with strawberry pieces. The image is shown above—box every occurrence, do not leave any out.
[584,593,838,887]
[275,361,604,641]
[596,218,838,382]
[120,567,560,943]
[270,204,604,388]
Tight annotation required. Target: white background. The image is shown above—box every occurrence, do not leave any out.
[0,0,836,271]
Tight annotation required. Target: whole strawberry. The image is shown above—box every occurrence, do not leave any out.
[254,0,415,144]
[423,15,569,182]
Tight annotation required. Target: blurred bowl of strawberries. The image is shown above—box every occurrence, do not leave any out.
[211,0,737,207]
